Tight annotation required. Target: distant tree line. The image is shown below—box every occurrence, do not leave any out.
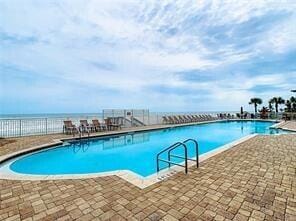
[248,96,296,114]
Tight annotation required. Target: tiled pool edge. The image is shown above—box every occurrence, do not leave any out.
[0,133,258,189]
[0,140,63,164]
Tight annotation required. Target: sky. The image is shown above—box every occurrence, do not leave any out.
[0,0,296,114]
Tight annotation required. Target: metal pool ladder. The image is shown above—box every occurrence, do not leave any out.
[156,139,199,174]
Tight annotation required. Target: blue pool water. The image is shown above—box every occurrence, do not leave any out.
[8,120,286,177]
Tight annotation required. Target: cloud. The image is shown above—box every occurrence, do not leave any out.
[0,0,296,114]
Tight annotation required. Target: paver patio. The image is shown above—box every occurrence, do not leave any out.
[0,123,295,220]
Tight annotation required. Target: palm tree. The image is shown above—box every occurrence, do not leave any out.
[270,97,285,113]
[286,100,292,112]
[290,96,296,112]
[268,101,273,111]
[249,98,262,114]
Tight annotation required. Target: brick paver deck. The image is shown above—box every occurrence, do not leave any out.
[0,124,296,220]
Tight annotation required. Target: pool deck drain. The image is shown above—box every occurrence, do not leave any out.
[0,120,295,220]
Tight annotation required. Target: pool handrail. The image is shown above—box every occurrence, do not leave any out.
[157,142,188,173]
[183,139,199,168]
[156,138,199,174]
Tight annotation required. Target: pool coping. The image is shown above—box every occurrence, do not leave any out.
[0,119,287,189]
[270,121,296,132]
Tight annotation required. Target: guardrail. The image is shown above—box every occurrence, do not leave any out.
[0,116,100,138]
[1,111,283,138]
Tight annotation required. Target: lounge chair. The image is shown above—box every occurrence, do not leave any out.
[162,116,171,124]
[192,115,200,121]
[172,116,181,124]
[168,116,177,124]
[186,115,193,122]
[92,119,107,131]
[80,120,95,133]
[206,115,213,120]
[63,120,79,136]
[201,115,208,121]
[193,115,201,121]
[183,115,191,123]
[177,115,187,123]
[176,115,184,123]
[185,115,192,122]
[202,115,208,120]
[186,115,194,122]
[197,115,203,121]
[190,115,197,122]
[171,116,179,124]
[182,115,190,123]
[105,118,121,130]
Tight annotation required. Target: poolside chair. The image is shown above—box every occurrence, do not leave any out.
[92,119,107,132]
[186,115,193,122]
[80,120,94,133]
[162,116,171,124]
[206,115,213,120]
[176,116,184,123]
[180,116,185,123]
[105,118,121,131]
[167,116,177,124]
[191,115,199,122]
[63,120,79,136]
[170,116,178,124]
[179,115,188,123]
[187,115,193,122]
[190,115,198,122]
[196,115,203,121]
[196,115,202,121]
[171,116,180,124]
[112,117,123,128]
[192,115,198,122]
[183,115,191,123]
[202,115,208,121]
[212,114,218,120]
[201,114,208,121]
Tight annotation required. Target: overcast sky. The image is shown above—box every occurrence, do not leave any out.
[0,0,296,114]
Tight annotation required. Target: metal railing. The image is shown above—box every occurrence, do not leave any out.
[2,110,281,138]
[157,142,188,173]
[0,116,101,138]
[183,139,199,168]
[156,138,199,174]
[103,109,150,125]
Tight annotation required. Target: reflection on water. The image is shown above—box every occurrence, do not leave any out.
[68,132,150,152]
[268,128,282,134]
[102,133,150,149]
[66,122,287,154]
[71,141,90,153]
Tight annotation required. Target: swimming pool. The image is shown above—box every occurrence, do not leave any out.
[5,120,286,177]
